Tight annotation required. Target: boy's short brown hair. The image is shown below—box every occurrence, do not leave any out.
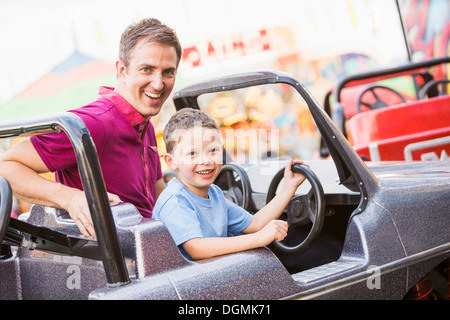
[163,108,220,154]
[119,18,182,68]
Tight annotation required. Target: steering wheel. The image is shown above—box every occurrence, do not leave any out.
[0,176,13,244]
[419,79,450,99]
[214,163,253,212]
[266,164,325,255]
[357,85,406,113]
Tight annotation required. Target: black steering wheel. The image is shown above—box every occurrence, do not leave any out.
[357,85,406,113]
[266,164,325,255]
[0,176,13,245]
[419,79,450,99]
[214,163,253,212]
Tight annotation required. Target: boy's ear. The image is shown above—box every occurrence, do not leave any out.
[164,153,177,170]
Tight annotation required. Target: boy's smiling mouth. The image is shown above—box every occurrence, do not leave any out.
[196,169,215,176]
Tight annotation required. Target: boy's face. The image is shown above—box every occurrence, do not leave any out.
[165,127,223,198]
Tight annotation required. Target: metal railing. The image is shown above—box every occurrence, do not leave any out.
[0,113,130,287]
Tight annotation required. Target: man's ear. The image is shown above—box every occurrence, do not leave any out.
[164,153,177,170]
[115,60,126,79]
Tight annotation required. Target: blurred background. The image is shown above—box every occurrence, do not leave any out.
[0,0,448,146]
[1,0,448,119]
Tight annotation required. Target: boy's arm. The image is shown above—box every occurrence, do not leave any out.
[182,219,288,260]
[243,159,307,234]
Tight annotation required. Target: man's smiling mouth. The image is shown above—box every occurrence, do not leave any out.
[144,91,162,100]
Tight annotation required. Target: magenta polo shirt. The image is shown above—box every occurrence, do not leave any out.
[30,86,163,218]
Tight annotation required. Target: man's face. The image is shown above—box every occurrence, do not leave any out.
[116,39,178,118]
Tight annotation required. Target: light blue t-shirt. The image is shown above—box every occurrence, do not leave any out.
[152,178,254,259]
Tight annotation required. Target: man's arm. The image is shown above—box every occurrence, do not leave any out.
[155,177,165,199]
[0,139,97,236]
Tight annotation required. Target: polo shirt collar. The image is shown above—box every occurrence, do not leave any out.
[98,86,148,128]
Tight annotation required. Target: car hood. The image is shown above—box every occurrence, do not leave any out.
[364,160,450,258]
[366,160,450,185]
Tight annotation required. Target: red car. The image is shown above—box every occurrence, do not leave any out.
[328,56,450,162]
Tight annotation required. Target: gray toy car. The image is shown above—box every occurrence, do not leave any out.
[0,70,448,300]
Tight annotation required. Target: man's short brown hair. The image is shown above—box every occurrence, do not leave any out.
[119,18,182,68]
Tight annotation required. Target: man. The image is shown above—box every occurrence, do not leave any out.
[0,18,182,237]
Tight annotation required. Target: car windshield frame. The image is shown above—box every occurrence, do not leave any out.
[173,70,379,213]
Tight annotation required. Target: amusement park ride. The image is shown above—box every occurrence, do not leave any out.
[0,66,448,300]
[0,0,448,301]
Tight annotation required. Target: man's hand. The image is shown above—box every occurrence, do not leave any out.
[66,190,121,237]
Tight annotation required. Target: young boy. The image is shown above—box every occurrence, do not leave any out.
[152,108,307,260]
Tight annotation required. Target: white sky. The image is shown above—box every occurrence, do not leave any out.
[0,0,407,104]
